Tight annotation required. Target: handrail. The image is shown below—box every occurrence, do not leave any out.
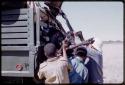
[35,7,40,46]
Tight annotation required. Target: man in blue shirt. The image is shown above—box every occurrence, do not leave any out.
[67,44,103,84]
[67,47,88,83]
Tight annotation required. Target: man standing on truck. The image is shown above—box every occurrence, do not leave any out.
[37,40,71,84]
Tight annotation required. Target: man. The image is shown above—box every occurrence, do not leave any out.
[68,47,88,83]
[86,37,103,68]
[37,42,70,84]
[85,37,103,84]
[75,37,103,84]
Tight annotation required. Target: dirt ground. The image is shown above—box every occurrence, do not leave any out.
[102,42,123,84]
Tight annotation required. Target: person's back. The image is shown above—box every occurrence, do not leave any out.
[85,38,103,84]
[87,45,103,68]
[37,43,70,84]
[69,56,88,83]
[84,56,103,84]
[87,37,103,68]
[38,56,69,83]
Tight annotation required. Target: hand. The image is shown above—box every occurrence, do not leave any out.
[87,37,95,44]
[62,39,68,49]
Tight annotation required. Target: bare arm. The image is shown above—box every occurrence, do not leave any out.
[62,40,68,61]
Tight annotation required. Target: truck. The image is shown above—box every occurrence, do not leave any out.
[1,2,94,83]
[1,6,43,83]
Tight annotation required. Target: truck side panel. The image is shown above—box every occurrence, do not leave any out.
[1,8,35,77]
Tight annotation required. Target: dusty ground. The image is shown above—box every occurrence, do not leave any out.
[102,42,123,84]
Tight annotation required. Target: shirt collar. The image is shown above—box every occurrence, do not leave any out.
[76,56,83,62]
[47,57,59,62]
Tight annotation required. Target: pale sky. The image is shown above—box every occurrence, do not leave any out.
[39,1,123,41]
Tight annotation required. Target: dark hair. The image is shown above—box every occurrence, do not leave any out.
[44,43,56,57]
[66,49,74,57]
[75,47,87,57]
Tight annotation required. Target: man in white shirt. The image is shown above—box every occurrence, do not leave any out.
[37,42,71,84]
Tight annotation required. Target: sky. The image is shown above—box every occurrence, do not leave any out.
[40,1,123,41]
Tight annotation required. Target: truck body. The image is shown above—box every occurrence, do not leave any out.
[1,8,41,77]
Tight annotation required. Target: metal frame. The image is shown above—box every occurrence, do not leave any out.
[27,7,35,77]
[35,7,40,46]
[34,7,41,71]
[2,9,28,15]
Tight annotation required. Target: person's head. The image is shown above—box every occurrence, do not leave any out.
[39,8,49,22]
[66,48,74,57]
[44,43,56,58]
[75,47,87,58]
